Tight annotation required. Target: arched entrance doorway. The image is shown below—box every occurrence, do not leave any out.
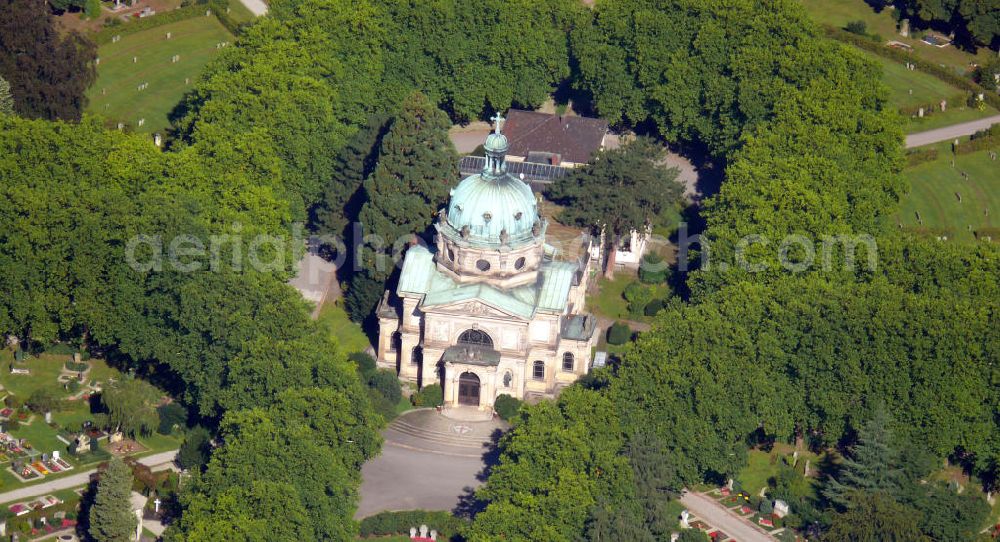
[457,372,480,406]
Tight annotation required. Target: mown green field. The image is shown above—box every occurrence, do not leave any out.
[840,47,997,131]
[86,15,233,134]
[897,142,1000,241]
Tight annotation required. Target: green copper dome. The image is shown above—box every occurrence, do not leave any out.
[446,172,539,244]
[443,113,542,247]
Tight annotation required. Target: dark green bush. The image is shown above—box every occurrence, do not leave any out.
[905,148,938,168]
[65,360,89,372]
[368,388,398,422]
[157,403,188,435]
[26,389,57,414]
[644,298,666,317]
[349,352,377,379]
[411,383,443,408]
[845,20,867,35]
[759,498,773,514]
[368,369,402,405]
[607,322,631,345]
[360,510,467,540]
[493,394,522,421]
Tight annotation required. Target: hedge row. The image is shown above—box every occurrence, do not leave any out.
[93,0,238,46]
[897,93,965,116]
[823,26,1000,111]
[975,228,1000,242]
[359,510,466,540]
[954,134,998,154]
[904,147,938,168]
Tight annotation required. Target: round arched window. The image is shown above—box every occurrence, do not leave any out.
[476,259,491,272]
[514,257,526,270]
[562,352,575,371]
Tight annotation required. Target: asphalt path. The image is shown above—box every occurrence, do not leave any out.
[905,114,1000,148]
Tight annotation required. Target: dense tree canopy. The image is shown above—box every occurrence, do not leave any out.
[0,0,95,121]
[896,0,1000,48]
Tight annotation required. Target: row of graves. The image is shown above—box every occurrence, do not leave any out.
[2,495,77,541]
[707,476,800,542]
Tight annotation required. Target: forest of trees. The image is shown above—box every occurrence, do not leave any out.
[0,0,996,540]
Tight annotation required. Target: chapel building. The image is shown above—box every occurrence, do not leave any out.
[375,116,598,410]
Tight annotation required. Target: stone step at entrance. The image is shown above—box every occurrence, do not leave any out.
[382,409,508,458]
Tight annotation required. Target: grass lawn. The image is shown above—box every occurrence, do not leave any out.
[897,142,1000,241]
[738,445,820,497]
[588,273,671,323]
[800,0,996,75]
[86,15,233,134]
[317,302,372,356]
[860,50,998,131]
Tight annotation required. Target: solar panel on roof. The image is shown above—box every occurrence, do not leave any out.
[458,156,571,184]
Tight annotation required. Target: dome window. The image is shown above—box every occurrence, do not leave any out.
[476,259,491,272]
[514,257,526,270]
[514,211,522,220]
[482,212,492,222]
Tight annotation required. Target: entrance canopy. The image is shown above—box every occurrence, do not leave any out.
[442,345,500,367]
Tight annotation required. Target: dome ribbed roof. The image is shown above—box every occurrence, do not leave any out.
[447,172,538,244]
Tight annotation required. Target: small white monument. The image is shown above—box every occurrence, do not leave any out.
[774,499,790,518]
[679,510,690,529]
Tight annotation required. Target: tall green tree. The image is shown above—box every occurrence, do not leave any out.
[100,375,162,437]
[546,137,681,276]
[313,113,391,240]
[89,456,137,542]
[0,75,12,116]
[358,91,457,279]
[0,0,96,121]
[823,492,927,542]
[824,405,905,507]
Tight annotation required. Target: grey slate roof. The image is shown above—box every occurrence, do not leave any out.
[503,109,608,164]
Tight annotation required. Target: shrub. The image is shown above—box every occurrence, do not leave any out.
[974,227,1000,242]
[905,148,938,168]
[367,388,398,422]
[411,383,443,408]
[845,20,867,35]
[623,282,655,317]
[66,380,80,393]
[5,419,20,431]
[360,510,466,540]
[678,529,710,542]
[493,394,522,421]
[759,498,773,514]
[607,322,631,345]
[156,403,187,435]
[638,252,669,284]
[26,389,57,414]
[65,360,89,372]
[644,298,666,317]
[368,369,402,405]
[349,352,377,379]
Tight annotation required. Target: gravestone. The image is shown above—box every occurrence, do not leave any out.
[774,499,790,518]
[918,107,924,117]
[940,99,947,112]
[679,510,690,528]
[166,32,171,39]
[900,19,910,37]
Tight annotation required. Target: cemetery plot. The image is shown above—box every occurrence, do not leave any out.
[898,142,1000,241]
[85,14,234,134]
[0,349,182,488]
